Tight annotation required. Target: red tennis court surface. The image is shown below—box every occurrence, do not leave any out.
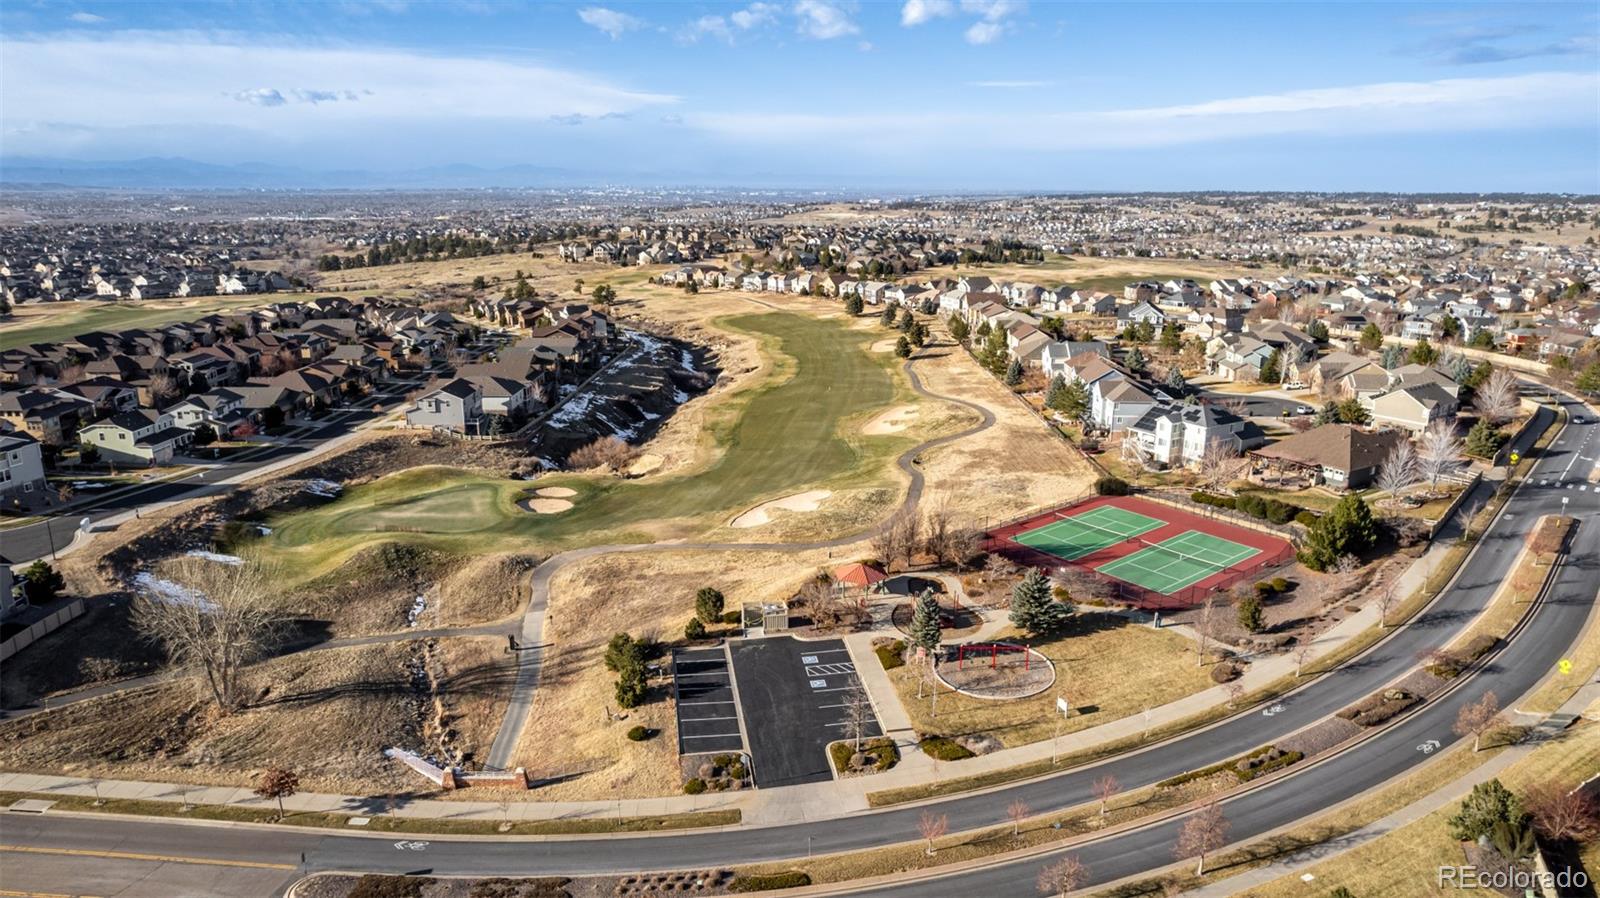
[985,495,1295,609]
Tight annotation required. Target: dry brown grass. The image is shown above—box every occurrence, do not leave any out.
[912,331,1098,524]
[0,636,511,796]
[432,552,536,629]
[511,546,840,800]
[886,615,1210,748]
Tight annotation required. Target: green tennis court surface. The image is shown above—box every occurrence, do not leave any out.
[1095,530,1262,595]
[1012,505,1166,561]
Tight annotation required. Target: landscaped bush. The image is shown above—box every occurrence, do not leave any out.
[730,872,812,892]
[349,876,430,898]
[874,639,906,670]
[1294,510,1319,527]
[1337,689,1419,726]
[1095,476,1131,496]
[626,725,653,742]
[1234,747,1304,782]
[682,778,707,795]
[1210,662,1242,683]
[1196,490,1314,526]
[919,735,976,761]
[721,610,742,625]
[684,618,707,640]
[831,736,900,774]
[467,878,571,898]
[1263,499,1298,524]
[1270,577,1291,593]
[1236,494,1266,518]
[1192,491,1237,510]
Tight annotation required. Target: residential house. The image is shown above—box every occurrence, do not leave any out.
[1370,383,1460,433]
[1249,423,1406,490]
[404,378,484,433]
[1125,402,1266,468]
[0,428,48,502]
[78,408,193,466]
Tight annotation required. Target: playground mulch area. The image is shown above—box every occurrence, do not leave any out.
[986,495,1294,608]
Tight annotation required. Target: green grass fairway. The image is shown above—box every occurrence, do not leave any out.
[255,311,913,581]
[1094,530,1261,595]
[1,297,287,348]
[1012,505,1165,561]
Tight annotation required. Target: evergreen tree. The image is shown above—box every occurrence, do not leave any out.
[909,322,929,347]
[981,327,1009,374]
[1380,343,1406,369]
[695,587,725,623]
[1464,419,1505,458]
[895,335,913,358]
[1299,494,1377,571]
[1577,361,1600,396]
[1359,323,1384,352]
[1236,595,1264,633]
[1052,379,1090,419]
[845,293,865,316]
[880,304,897,326]
[1306,320,1329,342]
[1126,346,1148,375]
[1160,322,1183,351]
[1336,397,1371,425]
[1004,357,1024,385]
[1447,779,1526,842]
[1045,374,1068,409]
[908,589,943,654]
[948,315,970,343]
[1259,348,1282,384]
[1009,568,1072,634]
[1314,401,1340,425]
[1409,338,1439,366]
[1165,366,1187,391]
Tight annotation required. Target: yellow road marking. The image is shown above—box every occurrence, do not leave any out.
[0,844,295,871]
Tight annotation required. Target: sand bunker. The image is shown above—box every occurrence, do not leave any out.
[864,405,918,436]
[730,489,832,529]
[870,338,898,353]
[535,486,577,498]
[518,495,574,514]
[628,453,664,476]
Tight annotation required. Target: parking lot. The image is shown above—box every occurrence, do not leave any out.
[728,636,883,788]
[671,647,746,757]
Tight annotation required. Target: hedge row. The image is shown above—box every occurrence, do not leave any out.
[1159,744,1300,788]
[1192,491,1317,526]
[919,735,976,761]
[730,872,812,892]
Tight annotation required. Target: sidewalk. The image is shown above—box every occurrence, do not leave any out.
[1180,680,1600,897]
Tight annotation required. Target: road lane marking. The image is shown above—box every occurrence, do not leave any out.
[0,845,295,871]
[0,889,104,898]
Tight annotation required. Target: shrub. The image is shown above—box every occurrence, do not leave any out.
[919,735,976,761]
[348,876,429,898]
[1236,595,1264,633]
[1264,499,1297,524]
[875,639,906,670]
[1210,662,1242,683]
[1192,491,1238,510]
[1236,494,1266,519]
[695,586,726,623]
[626,725,652,742]
[683,778,707,795]
[1234,747,1304,782]
[1094,476,1131,496]
[730,872,812,892]
[468,879,571,898]
[721,610,741,625]
[1270,577,1290,593]
[1294,510,1319,527]
[1337,689,1419,727]
[684,618,707,640]
[1254,580,1274,598]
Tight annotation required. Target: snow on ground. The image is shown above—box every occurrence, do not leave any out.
[304,479,344,499]
[407,595,426,628]
[185,550,244,566]
[132,572,219,612]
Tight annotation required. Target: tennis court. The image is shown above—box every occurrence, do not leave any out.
[1094,530,1262,595]
[1012,505,1166,561]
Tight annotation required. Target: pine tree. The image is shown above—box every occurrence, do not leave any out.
[1577,361,1600,397]
[1259,348,1282,384]
[948,315,970,343]
[1165,366,1187,391]
[1004,357,1024,385]
[1409,338,1439,366]
[1298,494,1377,571]
[1126,347,1148,375]
[1009,568,1072,634]
[1464,418,1505,458]
[908,589,943,653]
[895,335,913,358]
[1045,374,1068,409]
[845,293,864,316]
[1359,323,1384,352]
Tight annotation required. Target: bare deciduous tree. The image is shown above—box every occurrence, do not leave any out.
[132,557,285,714]
[1418,419,1465,497]
[1174,801,1230,875]
[1526,780,1600,843]
[1092,774,1122,818]
[1454,690,1502,752]
[1195,439,1245,492]
[567,436,639,475]
[1376,439,1419,506]
[148,371,182,405]
[917,811,948,856]
[1196,595,1219,667]
[1377,582,1400,631]
[1474,367,1521,426]
[1037,855,1088,897]
[1293,640,1315,678]
[1006,798,1030,839]
[840,682,874,752]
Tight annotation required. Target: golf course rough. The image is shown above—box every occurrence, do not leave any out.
[257,311,918,581]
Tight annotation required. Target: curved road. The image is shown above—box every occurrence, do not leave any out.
[6,399,1593,896]
[485,339,998,767]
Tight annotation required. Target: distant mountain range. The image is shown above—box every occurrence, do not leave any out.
[0,156,605,190]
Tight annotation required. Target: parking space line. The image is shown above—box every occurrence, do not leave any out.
[679,700,737,706]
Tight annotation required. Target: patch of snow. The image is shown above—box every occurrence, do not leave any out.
[132,572,219,612]
[255,525,274,535]
[407,595,427,628]
[672,388,690,403]
[680,348,697,372]
[71,481,110,490]
[304,479,343,499]
[185,550,244,566]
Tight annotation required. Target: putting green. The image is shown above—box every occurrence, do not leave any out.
[255,311,914,580]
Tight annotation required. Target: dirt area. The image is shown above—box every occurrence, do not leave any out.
[510,546,839,800]
[0,637,511,795]
[912,329,1098,524]
[863,405,918,436]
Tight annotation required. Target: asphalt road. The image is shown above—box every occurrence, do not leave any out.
[1194,388,1310,418]
[4,398,1590,898]
[1,375,433,563]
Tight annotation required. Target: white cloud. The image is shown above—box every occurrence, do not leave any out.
[793,1,858,40]
[960,0,1024,20]
[900,0,954,27]
[577,7,645,40]
[730,2,781,30]
[964,21,1003,44]
[683,15,734,43]
[68,11,106,24]
[1,31,678,158]
[689,71,1598,151]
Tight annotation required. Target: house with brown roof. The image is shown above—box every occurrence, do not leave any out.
[1249,423,1406,490]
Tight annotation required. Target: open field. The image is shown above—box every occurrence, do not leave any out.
[0,636,512,795]
[512,546,842,799]
[1,295,287,347]
[886,614,1211,749]
[255,310,917,581]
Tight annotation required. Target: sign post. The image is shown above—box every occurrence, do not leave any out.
[1052,695,1071,765]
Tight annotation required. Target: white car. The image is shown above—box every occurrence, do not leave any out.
[1284,381,1306,390]
[1294,405,1315,415]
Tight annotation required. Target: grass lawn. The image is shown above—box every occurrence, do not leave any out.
[0,296,283,347]
[255,310,915,582]
[886,613,1210,749]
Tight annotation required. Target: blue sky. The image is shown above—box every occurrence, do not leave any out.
[2,1,1596,191]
